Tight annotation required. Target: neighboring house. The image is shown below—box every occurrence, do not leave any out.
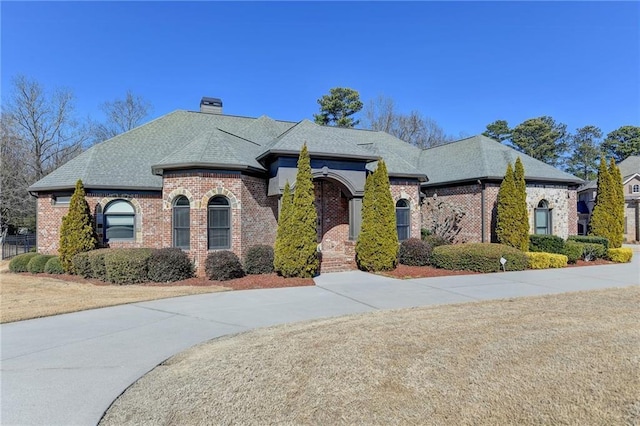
[28,98,581,274]
[419,135,582,242]
[577,155,640,242]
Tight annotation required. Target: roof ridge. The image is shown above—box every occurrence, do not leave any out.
[184,109,297,125]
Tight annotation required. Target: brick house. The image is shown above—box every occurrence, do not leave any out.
[419,135,582,243]
[577,155,640,242]
[28,98,582,274]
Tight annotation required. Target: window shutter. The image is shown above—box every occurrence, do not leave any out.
[630,185,633,194]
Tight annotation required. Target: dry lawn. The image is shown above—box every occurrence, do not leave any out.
[101,286,640,426]
[0,260,226,323]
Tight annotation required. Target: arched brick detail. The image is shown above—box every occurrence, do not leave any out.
[396,191,418,212]
[164,188,195,209]
[202,187,241,209]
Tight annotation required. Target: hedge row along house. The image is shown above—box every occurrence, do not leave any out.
[29,98,582,274]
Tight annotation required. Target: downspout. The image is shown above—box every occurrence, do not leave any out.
[478,180,485,243]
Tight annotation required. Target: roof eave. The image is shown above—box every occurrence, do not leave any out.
[29,184,163,193]
[151,162,266,175]
[421,175,583,188]
[257,149,378,162]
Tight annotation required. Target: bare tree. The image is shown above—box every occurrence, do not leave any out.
[90,90,152,143]
[363,95,454,148]
[1,75,86,232]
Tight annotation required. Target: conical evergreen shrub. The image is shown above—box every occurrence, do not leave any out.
[513,157,530,251]
[276,144,319,277]
[356,160,399,271]
[273,181,293,274]
[589,157,615,245]
[59,180,97,273]
[609,158,625,248]
[496,162,528,250]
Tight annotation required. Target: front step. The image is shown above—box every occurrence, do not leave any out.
[320,251,357,273]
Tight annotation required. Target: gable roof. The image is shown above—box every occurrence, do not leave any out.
[419,135,582,186]
[618,155,640,180]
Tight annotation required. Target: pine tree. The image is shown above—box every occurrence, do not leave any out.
[589,157,614,243]
[278,144,319,277]
[513,157,530,251]
[356,160,399,271]
[609,158,625,248]
[496,163,527,249]
[273,181,293,274]
[59,180,97,273]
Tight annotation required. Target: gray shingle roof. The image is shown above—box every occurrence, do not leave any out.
[618,155,640,180]
[419,135,582,186]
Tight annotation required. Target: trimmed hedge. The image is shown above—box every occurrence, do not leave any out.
[567,235,609,251]
[525,252,568,269]
[562,241,583,264]
[87,249,113,281]
[104,248,152,285]
[147,248,194,282]
[607,248,633,263]
[244,245,275,275]
[72,252,93,278]
[44,256,64,274]
[422,234,450,249]
[431,243,528,273]
[579,243,607,261]
[9,253,39,273]
[205,251,245,281]
[27,255,54,274]
[529,235,565,254]
[399,238,432,266]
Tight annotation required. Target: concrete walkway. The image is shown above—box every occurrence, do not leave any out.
[2,249,638,426]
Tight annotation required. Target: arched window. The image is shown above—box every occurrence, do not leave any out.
[173,196,190,249]
[208,196,230,249]
[104,200,135,241]
[534,199,552,235]
[396,199,410,241]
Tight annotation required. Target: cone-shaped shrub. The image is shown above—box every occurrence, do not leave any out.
[273,181,294,274]
[276,144,319,278]
[496,163,528,250]
[356,160,399,271]
[513,157,530,251]
[589,157,618,246]
[59,180,97,273]
[609,158,624,248]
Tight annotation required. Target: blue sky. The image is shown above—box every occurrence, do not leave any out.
[2,1,639,138]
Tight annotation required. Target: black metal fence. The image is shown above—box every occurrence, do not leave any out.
[1,234,37,260]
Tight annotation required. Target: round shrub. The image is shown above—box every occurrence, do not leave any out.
[607,248,633,263]
[562,241,583,264]
[72,252,92,278]
[431,243,528,273]
[244,245,275,275]
[9,253,39,273]
[27,255,54,274]
[104,248,152,285]
[44,256,64,274]
[399,238,432,266]
[205,251,245,281]
[147,248,194,282]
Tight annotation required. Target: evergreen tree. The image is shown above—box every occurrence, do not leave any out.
[513,157,530,251]
[496,163,528,250]
[356,160,399,271]
[313,87,363,128]
[278,144,319,277]
[589,157,615,244]
[609,158,625,248]
[59,180,97,273]
[273,181,293,274]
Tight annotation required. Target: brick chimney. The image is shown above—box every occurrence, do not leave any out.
[200,97,223,114]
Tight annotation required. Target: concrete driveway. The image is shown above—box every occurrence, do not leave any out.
[2,249,638,425]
